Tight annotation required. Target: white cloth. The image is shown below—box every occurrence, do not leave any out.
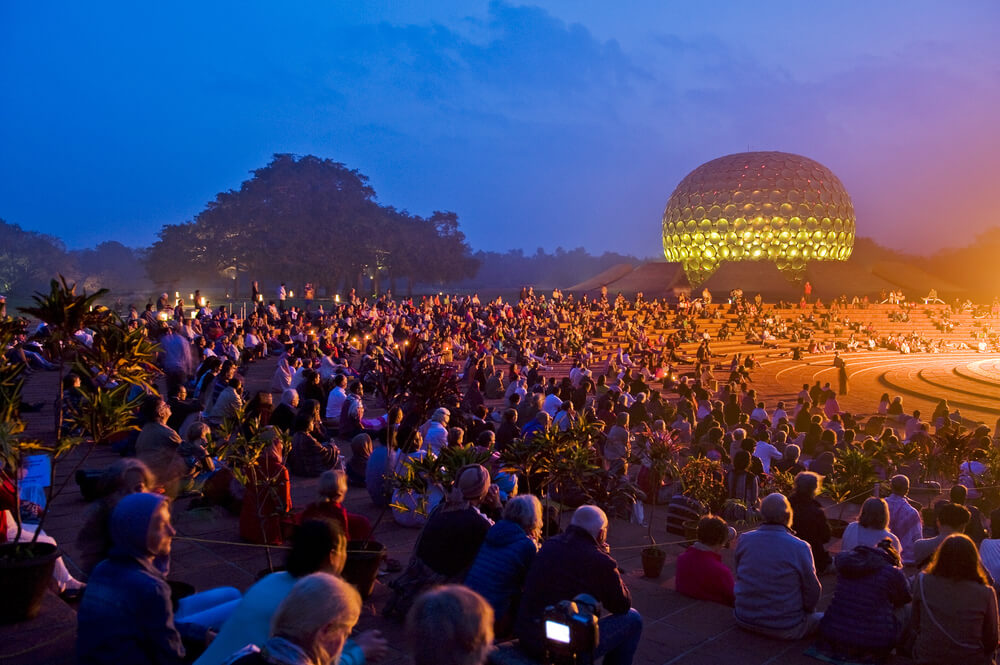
[542,393,563,418]
[3,513,79,590]
[840,522,902,555]
[753,441,783,474]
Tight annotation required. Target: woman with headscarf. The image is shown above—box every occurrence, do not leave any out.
[270,389,299,433]
[240,429,292,545]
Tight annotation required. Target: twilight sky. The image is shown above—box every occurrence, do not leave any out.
[2,1,999,257]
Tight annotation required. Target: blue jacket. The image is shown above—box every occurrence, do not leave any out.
[464,520,537,623]
[77,493,185,665]
[819,546,911,649]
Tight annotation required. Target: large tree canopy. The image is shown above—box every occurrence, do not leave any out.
[0,218,68,295]
[146,154,478,295]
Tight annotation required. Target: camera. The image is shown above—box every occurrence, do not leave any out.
[543,594,601,665]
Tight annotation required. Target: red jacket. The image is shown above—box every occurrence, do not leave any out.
[675,545,735,606]
[0,471,18,544]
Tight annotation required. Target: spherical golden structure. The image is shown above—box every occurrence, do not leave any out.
[661,151,855,285]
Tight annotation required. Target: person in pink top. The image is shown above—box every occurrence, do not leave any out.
[675,516,736,606]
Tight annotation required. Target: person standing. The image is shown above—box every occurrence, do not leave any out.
[278,283,287,312]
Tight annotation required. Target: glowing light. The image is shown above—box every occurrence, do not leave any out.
[661,151,855,285]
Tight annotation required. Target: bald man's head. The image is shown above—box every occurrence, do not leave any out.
[570,505,608,542]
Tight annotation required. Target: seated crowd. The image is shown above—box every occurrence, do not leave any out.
[6,286,1000,665]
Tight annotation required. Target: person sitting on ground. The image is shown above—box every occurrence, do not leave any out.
[815,538,910,662]
[885,474,923,566]
[407,585,494,665]
[933,484,987,545]
[913,502,971,569]
[789,471,832,574]
[76,458,155,576]
[734,493,823,640]
[208,375,244,426]
[179,422,216,486]
[345,433,372,487]
[841,497,902,555]
[223,573,362,665]
[270,389,299,433]
[515,505,643,665]
[385,464,498,619]
[239,428,292,545]
[77,493,241,665]
[772,443,805,475]
[675,515,737,606]
[288,400,340,478]
[726,450,760,515]
[464,494,542,637]
[301,470,371,542]
[1,467,86,597]
[422,407,450,455]
[978,508,1000,583]
[195,519,386,665]
[909,534,999,665]
[135,395,188,497]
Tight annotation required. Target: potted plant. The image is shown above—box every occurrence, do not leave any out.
[2,280,148,623]
[216,413,292,573]
[634,429,681,578]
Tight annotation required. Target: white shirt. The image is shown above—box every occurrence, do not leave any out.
[841,522,902,555]
[753,441,783,474]
[750,407,768,423]
[770,409,787,428]
[325,386,347,420]
[425,422,448,455]
[542,393,563,418]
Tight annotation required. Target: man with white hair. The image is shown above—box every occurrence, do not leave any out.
[734,493,822,640]
[515,505,643,664]
[423,408,450,455]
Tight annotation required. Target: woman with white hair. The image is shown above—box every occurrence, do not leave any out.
[407,585,494,665]
[464,494,542,636]
[223,573,362,665]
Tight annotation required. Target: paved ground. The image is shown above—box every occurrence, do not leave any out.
[7,339,991,664]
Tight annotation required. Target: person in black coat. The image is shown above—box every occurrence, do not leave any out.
[789,471,832,573]
[515,506,643,665]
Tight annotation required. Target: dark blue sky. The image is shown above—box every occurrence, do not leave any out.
[2,1,999,256]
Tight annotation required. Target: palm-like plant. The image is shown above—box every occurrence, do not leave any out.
[19,276,107,435]
[372,335,461,423]
[74,318,161,393]
[678,456,727,513]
